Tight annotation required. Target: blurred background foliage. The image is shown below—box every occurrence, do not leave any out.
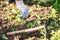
[24,0,60,11]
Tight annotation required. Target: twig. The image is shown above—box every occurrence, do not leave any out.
[6,25,45,35]
[26,17,36,22]
[44,25,46,40]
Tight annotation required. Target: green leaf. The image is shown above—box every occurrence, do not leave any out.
[33,20,41,26]
[47,25,52,30]
[51,30,60,40]
[49,8,57,18]
[15,10,20,15]
[0,34,8,40]
[10,27,15,32]
[26,22,34,28]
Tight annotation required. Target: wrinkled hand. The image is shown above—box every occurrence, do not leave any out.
[16,1,29,18]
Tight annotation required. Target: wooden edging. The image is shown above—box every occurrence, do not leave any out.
[6,25,45,35]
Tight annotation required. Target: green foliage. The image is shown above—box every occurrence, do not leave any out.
[0,34,8,40]
[24,0,56,6]
[48,8,57,19]
[15,9,20,15]
[26,20,41,28]
[10,27,16,32]
[53,0,60,11]
[46,8,60,30]
[26,22,34,28]
[33,20,41,26]
[51,30,60,40]
[47,20,58,30]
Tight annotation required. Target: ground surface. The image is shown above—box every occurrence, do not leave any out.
[0,0,60,40]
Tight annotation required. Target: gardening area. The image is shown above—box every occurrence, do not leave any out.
[0,0,60,40]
